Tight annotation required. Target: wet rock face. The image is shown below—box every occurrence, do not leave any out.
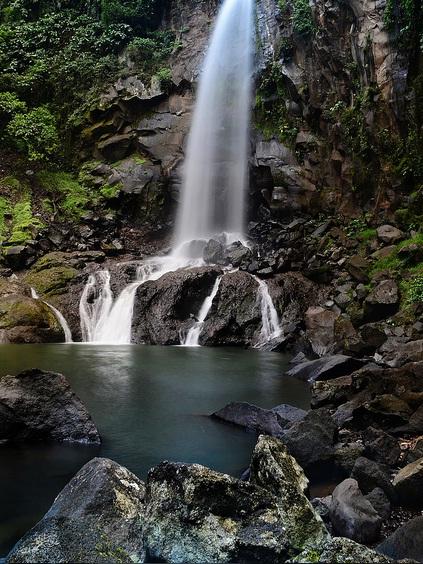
[201,270,262,346]
[132,266,222,344]
[0,369,100,444]
[377,516,423,562]
[6,458,145,564]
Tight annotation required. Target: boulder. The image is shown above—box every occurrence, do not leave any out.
[6,458,145,563]
[329,478,382,543]
[203,239,225,264]
[249,436,328,550]
[350,457,395,500]
[96,133,134,162]
[0,369,100,444]
[291,536,392,563]
[201,270,262,346]
[281,408,337,470]
[212,402,306,437]
[212,402,285,437]
[392,457,423,507]
[286,355,365,382]
[345,255,369,283]
[376,225,403,244]
[225,241,252,268]
[382,338,423,367]
[363,427,401,466]
[305,306,340,356]
[144,461,289,563]
[365,488,391,520]
[364,280,399,321]
[377,516,423,561]
[132,266,222,345]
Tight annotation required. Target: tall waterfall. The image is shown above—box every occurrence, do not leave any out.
[172,0,254,258]
[252,277,282,347]
[78,0,255,345]
[31,288,73,343]
[181,275,223,346]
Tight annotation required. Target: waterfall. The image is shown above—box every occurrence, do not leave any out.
[252,276,282,347]
[181,275,223,346]
[31,288,73,343]
[172,0,254,259]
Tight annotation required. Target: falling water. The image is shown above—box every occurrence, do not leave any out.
[31,288,73,343]
[252,276,282,347]
[181,275,223,346]
[172,0,254,258]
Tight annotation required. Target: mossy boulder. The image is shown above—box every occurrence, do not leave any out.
[24,265,77,297]
[0,293,62,343]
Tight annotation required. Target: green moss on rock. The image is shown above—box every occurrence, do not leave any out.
[24,266,77,296]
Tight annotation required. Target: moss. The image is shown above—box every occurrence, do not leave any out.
[0,196,10,242]
[0,295,58,329]
[1,175,21,190]
[36,170,90,220]
[24,266,78,296]
[9,197,44,244]
[357,228,377,241]
[100,183,121,199]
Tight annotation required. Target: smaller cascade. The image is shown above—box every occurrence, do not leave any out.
[252,276,282,347]
[31,288,73,343]
[181,275,223,347]
[79,271,113,343]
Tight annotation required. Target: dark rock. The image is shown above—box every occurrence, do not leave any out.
[0,369,100,444]
[376,225,403,244]
[359,323,387,352]
[203,239,225,264]
[346,255,369,283]
[350,457,395,500]
[96,133,134,162]
[201,270,262,346]
[382,338,423,367]
[0,403,23,441]
[409,404,423,432]
[132,266,222,345]
[329,478,382,543]
[3,246,31,270]
[212,402,284,437]
[363,427,401,466]
[392,457,423,507]
[305,306,340,356]
[364,280,399,321]
[311,375,353,408]
[6,458,145,563]
[272,403,307,425]
[377,516,423,561]
[286,355,365,382]
[365,488,391,520]
[225,241,252,267]
[334,441,365,473]
[282,408,337,470]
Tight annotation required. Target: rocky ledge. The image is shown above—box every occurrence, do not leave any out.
[0,369,100,444]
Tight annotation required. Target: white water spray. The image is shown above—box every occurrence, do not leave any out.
[172,0,254,259]
[252,276,282,347]
[181,275,223,346]
[31,288,73,343]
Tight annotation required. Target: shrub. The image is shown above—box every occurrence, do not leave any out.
[6,106,59,161]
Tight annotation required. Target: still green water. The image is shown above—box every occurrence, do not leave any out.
[0,344,310,555]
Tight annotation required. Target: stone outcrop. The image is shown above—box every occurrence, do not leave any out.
[6,458,145,563]
[0,369,100,444]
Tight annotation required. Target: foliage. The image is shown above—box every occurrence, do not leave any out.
[155,67,173,91]
[402,275,423,305]
[36,170,90,219]
[6,106,59,161]
[9,196,44,243]
[292,0,315,37]
[255,63,299,145]
[384,0,422,50]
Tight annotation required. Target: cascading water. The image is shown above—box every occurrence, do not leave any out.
[78,0,255,344]
[181,275,223,346]
[31,288,73,343]
[252,276,282,347]
[172,0,254,259]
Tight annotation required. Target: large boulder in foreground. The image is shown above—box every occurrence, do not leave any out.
[249,435,328,551]
[143,436,326,563]
[132,266,222,345]
[0,369,100,444]
[6,458,145,563]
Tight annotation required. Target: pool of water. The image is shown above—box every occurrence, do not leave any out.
[0,343,310,555]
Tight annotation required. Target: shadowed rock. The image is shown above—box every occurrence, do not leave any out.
[0,369,100,444]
